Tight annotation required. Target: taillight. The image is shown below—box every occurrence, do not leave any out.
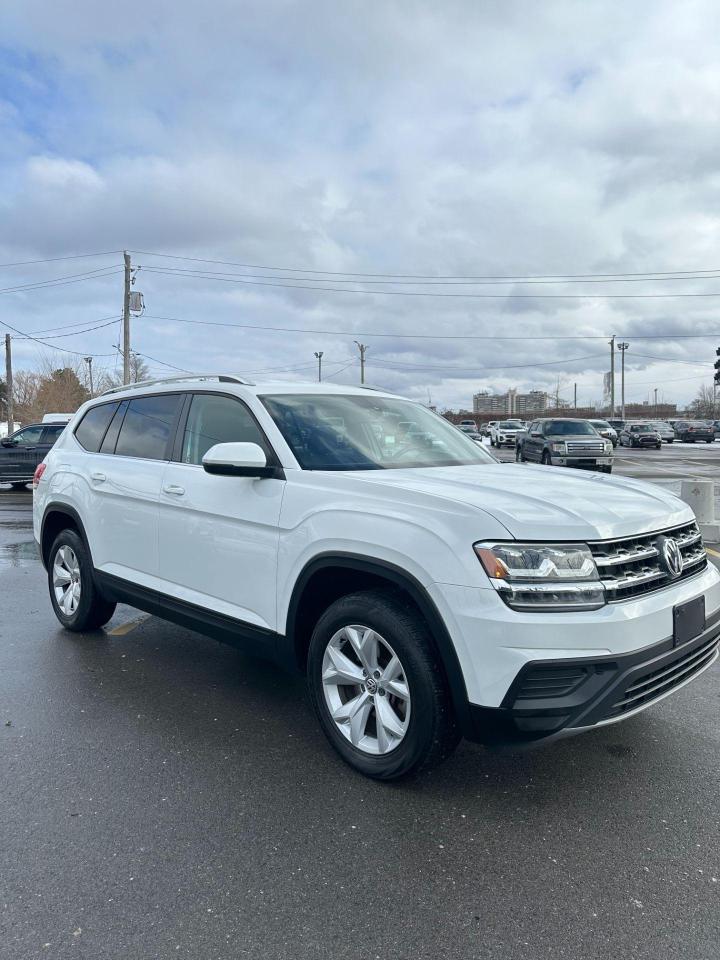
[32,463,46,489]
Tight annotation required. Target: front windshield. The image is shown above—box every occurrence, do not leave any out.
[261,394,496,470]
[546,420,597,436]
[497,421,520,429]
[631,424,654,432]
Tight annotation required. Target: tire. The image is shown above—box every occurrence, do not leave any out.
[48,529,116,632]
[307,589,460,780]
[656,444,661,450]
[541,450,552,465]
[707,439,713,444]
[600,465,612,473]
[9,482,28,490]
[516,445,525,462]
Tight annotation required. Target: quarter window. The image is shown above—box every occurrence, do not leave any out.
[181,394,268,465]
[74,403,119,452]
[115,394,181,460]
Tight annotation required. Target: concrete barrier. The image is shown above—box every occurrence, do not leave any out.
[680,479,720,542]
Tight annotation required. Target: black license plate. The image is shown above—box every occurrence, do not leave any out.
[673,596,705,647]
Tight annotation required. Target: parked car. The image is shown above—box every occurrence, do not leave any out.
[0,421,67,489]
[607,419,625,432]
[619,423,662,449]
[588,419,618,447]
[34,377,718,780]
[480,420,497,438]
[490,419,524,448]
[515,418,614,472]
[646,421,675,443]
[458,419,477,434]
[673,420,715,443]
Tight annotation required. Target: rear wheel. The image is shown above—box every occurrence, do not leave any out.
[48,529,116,632]
[308,590,459,780]
[515,445,525,462]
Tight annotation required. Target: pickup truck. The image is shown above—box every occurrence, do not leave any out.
[516,418,614,473]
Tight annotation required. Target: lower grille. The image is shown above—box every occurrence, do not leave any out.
[513,665,590,700]
[607,635,719,717]
[589,521,706,601]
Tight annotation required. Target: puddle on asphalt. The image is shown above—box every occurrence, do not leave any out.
[0,541,40,566]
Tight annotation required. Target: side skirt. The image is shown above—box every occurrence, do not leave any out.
[95,571,282,662]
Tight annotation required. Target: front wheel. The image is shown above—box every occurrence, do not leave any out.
[541,450,552,465]
[307,590,459,780]
[48,529,116,632]
[516,445,525,462]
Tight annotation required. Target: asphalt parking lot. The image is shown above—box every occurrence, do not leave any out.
[1,466,719,960]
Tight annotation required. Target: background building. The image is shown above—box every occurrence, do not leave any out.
[473,389,548,416]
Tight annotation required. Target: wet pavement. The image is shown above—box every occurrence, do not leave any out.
[1,486,719,960]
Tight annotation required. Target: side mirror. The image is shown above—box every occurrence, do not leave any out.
[202,442,277,478]
[530,431,542,438]
[1,438,15,447]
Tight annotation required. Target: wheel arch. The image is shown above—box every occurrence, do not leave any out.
[283,553,473,734]
[40,503,91,571]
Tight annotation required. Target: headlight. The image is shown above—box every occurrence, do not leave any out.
[604,441,612,453]
[551,441,565,452]
[474,541,605,611]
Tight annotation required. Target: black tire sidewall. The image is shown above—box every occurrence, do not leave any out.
[308,592,452,780]
[48,529,110,631]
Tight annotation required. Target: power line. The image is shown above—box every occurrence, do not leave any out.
[368,354,606,371]
[135,263,720,288]
[131,249,720,282]
[0,316,118,357]
[0,266,123,296]
[0,251,122,269]
[12,318,121,341]
[141,313,720,342]
[140,266,720,299]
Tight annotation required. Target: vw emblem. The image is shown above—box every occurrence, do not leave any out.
[660,537,683,578]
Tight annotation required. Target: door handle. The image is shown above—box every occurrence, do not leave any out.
[163,484,185,496]
[90,471,106,483]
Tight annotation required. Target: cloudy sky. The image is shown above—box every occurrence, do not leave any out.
[1,0,720,409]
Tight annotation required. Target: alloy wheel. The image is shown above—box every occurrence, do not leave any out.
[321,624,411,755]
[53,545,82,616]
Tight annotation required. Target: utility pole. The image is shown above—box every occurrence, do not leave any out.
[618,341,629,422]
[574,382,577,411]
[314,351,323,382]
[4,334,13,432]
[653,387,658,416]
[609,335,616,417]
[84,356,94,395]
[122,251,131,385]
[354,341,367,384]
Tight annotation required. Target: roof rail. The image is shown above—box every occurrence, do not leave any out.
[101,374,254,396]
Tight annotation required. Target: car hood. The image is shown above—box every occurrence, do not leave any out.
[348,463,692,541]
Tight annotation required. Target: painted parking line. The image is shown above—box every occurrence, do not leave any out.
[107,615,150,636]
[705,547,720,560]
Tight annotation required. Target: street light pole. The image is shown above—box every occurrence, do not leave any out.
[84,356,94,395]
[617,341,629,421]
[609,335,616,417]
[314,351,323,382]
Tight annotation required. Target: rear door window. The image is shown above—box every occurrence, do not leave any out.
[40,424,66,445]
[115,394,181,460]
[74,403,119,452]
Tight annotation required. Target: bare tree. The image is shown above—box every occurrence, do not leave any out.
[690,384,717,419]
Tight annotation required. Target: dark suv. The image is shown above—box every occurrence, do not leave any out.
[0,422,67,489]
[515,418,614,472]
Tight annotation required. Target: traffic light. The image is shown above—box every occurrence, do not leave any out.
[715,347,720,384]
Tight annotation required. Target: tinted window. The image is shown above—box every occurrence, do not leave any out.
[12,425,44,445]
[74,403,119,452]
[100,401,128,454]
[545,420,596,436]
[115,394,181,460]
[41,424,66,444]
[181,394,268,465]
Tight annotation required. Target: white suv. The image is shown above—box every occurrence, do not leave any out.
[33,376,720,780]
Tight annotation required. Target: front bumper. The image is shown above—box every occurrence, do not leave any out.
[466,610,719,745]
[552,456,613,468]
[429,562,720,744]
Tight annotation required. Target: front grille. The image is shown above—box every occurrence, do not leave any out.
[566,440,605,455]
[607,635,719,718]
[589,521,707,602]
